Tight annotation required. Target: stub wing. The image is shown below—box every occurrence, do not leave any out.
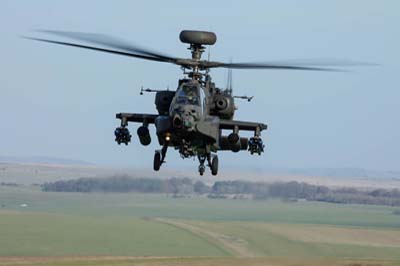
[219,119,267,131]
[116,113,158,124]
[218,119,267,154]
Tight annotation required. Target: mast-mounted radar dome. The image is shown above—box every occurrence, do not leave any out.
[179,30,217,45]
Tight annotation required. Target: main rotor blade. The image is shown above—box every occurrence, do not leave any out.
[37,30,178,63]
[239,58,377,67]
[202,61,343,71]
[24,37,174,63]
[202,58,376,71]
[27,30,376,72]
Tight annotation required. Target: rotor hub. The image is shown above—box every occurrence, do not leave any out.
[178,30,217,79]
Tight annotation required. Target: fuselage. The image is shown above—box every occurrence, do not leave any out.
[164,81,213,157]
[153,78,243,158]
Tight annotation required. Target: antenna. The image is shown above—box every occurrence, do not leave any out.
[226,58,233,93]
[227,68,233,92]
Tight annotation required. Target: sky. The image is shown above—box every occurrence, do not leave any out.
[0,1,399,171]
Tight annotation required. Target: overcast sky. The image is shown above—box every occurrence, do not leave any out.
[1,1,399,171]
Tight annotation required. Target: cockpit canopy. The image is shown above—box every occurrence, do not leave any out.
[175,84,200,106]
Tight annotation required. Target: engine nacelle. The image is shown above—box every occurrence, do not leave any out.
[155,91,175,115]
[210,95,235,120]
[137,126,151,146]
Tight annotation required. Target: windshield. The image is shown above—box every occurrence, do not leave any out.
[176,85,200,105]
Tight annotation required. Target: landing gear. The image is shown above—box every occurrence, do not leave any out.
[197,154,218,176]
[114,127,131,145]
[198,164,206,176]
[198,155,206,176]
[153,151,161,171]
[153,143,169,172]
[211,155,218,176]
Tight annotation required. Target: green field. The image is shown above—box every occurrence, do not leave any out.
[0,186,399,266]
[0,213,228,257]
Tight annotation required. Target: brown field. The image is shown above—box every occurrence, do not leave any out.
[263,223,400,247]
[185,220,400,251]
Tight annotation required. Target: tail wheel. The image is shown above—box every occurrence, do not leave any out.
[211,156,219,176]
[199,165,205,176]
[153,152,161,171]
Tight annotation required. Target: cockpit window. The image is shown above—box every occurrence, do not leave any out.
[176,96,199,105]
[176,85,200,105]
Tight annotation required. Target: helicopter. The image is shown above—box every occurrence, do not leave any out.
[26,30,369,175]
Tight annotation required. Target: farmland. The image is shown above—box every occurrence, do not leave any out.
[0,186,399,266]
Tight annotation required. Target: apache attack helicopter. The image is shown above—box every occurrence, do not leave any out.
[27,30,368,176]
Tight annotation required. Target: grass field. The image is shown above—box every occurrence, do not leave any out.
[0,212,228,257]
[1,186,399,227]
[0,186,399,266]
[181,220,400,259]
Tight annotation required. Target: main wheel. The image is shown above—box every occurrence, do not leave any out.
[153,152,161,171]
[211,156,219,176]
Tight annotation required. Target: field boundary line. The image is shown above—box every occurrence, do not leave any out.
[153,218,257,258]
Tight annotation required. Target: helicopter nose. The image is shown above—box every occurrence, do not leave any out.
[172,111,196,131]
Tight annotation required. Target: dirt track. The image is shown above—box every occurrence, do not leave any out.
[154,218,257,257]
